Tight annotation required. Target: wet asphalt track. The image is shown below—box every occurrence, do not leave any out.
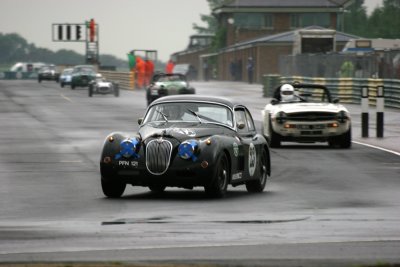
[0,80,400,266]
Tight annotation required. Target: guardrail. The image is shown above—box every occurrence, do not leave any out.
[99,71,133,90]
[262,75,400,109]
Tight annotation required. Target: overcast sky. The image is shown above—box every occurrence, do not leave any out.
[0,0,383,63]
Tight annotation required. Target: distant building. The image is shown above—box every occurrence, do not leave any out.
[172,0,355,82]
[214,0,353,46]
[172,34,213,80]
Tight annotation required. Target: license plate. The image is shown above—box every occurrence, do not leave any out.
[118,160,138,167]
[298,124,325,130]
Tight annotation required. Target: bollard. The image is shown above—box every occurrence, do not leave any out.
[376,86,384,138]
[361,86,369,138]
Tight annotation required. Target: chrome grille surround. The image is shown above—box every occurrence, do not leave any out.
[146,138,173,175]
[287,112,336,121]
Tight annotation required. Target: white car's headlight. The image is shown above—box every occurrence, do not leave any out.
[336,110,349,123]
[276,111,287,124]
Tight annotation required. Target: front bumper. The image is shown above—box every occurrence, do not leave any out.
[272,120,350,141]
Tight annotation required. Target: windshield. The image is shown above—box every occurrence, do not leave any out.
[295,87,331,103]
[143,102,234,127]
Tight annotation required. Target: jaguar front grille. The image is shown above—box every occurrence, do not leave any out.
[146,138,173,175]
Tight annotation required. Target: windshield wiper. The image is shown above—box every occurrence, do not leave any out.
[187,109,202,123]
[156,110,169,122]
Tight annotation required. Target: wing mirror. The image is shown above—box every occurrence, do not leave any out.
[237,121,246,129]
[138,118,143,125]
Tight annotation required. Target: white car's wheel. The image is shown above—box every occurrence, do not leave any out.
[269,120,281,148]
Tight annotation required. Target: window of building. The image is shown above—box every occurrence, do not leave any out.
[234,13,274,29]
[290,13,331,28]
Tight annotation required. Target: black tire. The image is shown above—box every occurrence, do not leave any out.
[149,185,166,193]
[269,120,281,148]
[88,85,93,97]
[340,128,352,148]
[71,83,75,90]
[329,127,351,149]
[101,178,126,198]
[38,78,42,83]
[204,153,229,198]
[60,82,64,88]
[246,148,268,193]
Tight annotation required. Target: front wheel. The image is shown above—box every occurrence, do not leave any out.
[88,85,93,97]
[246,148,268,193]
[269,120,281,148]
[204,153,229,198]
[101,178,126,198]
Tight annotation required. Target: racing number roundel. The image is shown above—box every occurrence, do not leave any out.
[248,143,256,176]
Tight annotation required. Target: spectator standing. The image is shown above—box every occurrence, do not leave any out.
[247,57,254,84]
[229,60,237,81]
[136,56,145,89]
[165,60,174,74]
[203,60,209,81]
[145,58,154,87]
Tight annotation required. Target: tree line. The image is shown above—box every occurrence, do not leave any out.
[0,32,127,69]
[344,0,400,38]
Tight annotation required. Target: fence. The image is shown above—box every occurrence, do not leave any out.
[279,50,400,80]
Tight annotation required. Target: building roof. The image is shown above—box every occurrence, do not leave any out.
[216,0,352,9]
[222,26,361,51]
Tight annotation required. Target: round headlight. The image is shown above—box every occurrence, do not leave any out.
[178,140,199,161]
[337,110,348,123]
[276,111,287,124]
[118,138,140,159]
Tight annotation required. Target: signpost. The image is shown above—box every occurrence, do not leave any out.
[52,19,99,64]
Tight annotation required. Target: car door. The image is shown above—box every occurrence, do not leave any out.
[234,107,258,181]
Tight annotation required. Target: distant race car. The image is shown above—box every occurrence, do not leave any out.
[38,65,60,83]
[146,73,195,105]
[100,95,271,198]
[261,83,351,148]
[59,68,73,88]
[70,65,96,89]
[88,74,119,97]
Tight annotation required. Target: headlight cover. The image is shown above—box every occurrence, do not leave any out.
[115,137,140,160]
[336,110,348,123]
[276,111,287,124]
[178,140,199,161]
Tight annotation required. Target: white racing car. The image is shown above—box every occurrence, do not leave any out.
[88,74,119,97]
[261,83,351,148]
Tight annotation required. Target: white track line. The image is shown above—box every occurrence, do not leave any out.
[353,140,400,156]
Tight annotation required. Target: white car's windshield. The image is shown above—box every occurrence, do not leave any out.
[144,102,233,127]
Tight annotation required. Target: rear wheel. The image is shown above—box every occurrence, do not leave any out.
[246,149,268,193]
[204,153,229,198]
[60,82,64,88]
[101,178,126,198]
